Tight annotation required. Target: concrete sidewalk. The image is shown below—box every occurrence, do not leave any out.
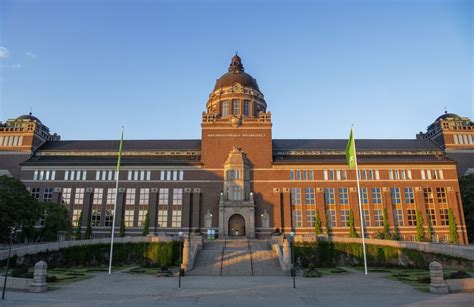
[1,271,473,306]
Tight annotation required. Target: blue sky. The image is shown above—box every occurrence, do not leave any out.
[0,0,472,140]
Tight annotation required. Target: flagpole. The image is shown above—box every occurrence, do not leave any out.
[108,127,124,275]
[352,128,368,275]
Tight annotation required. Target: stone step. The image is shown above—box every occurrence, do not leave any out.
[251,250,285,276]
[186,250,223,276]
[221,250,252,276]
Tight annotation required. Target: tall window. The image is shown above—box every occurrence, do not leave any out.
[436,187,447,204]
[404,187,415,204]
[72,209,82,226]
[439,209,449,225]
[31,187,41,199]
[360,187,369,204]
[243,100,250,116]
[390,187,401,205]
[340,210,349,227]
[394,209,404,226]
[62,188,72,204]
[158,188,169,228]
[126,188,136,205]
[373,209,383,226]
[139,188,150,205]
[290,188,301,205]
[363,210,370,227]
[324,188,335,205]
[407,209,417,226]
[43,188,53,202]
[423,188,434,205]
[232,99,240,115]
[171,188,183,227]
[339,188,348,204]
[427,208,437,226]
[306,209,315,227]
[221,100,229,116]
[107,188,116,205]
[305,188,315,205]
[327,210,336,227]
[93,188,103,205]
[292,210,302,228]
[104,210,114,227]
[74,188,84,205]
[124,188,136,227]
[372,188,382,204]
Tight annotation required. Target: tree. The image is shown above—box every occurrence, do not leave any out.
[416,209,425,242]
[85,217,92,239]
[459,174,474,243]
[0,175,41,242]
[119,219,125,237]
[325,211,332,237]
[427,218,434,243]
[142,210,150,236]
[382,208,390,239]
[348,209,357,238]
[39,202,71,242]
[314,209,322,236]
[75,211,83,240]
[448,208,459,244]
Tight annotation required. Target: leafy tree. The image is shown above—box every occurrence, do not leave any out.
[119,219,125,237]
[85,217,92,239]
[416,209,425,242]
[0,175,41,242]
[382,209,390,239]
[314,209,322,236]
[427,219,434,243]
[39,202,71,242]
[348,209,357,238]
[75,211,83,240]
[143,210,150,236]
[459,174,474,243]
[448,208,459,244]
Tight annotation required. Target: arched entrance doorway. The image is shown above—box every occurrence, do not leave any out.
[228,214,245,236]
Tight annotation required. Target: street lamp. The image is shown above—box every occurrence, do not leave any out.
[178,231,184,289]
[289,231,295,289]
[2,226,17,300]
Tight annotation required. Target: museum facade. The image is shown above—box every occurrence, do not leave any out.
[0,55,472,244]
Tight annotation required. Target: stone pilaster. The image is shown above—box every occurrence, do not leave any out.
[192,188,201,231]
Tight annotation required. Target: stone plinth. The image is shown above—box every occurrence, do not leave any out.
[429,261,449,294]
[28,261,48,293]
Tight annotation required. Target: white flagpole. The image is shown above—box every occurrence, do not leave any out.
[108,127,123,275]
[353,128,368,275]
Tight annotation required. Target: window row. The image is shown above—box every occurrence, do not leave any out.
[454,134,474,145]
[287,169,445,181]
[290,170,315,181]
[33,170,56,181]
[160,170,184,181]
[0,135,23,147]
[31,169,185,181]
[220,99,251,117]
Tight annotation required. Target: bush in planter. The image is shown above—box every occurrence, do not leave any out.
[447,271,471,279]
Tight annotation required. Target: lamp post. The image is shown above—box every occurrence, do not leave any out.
[178,231,183,289]
[2,226,17,300]
[289,231,295,289]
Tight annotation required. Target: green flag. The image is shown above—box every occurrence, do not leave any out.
[345,128,356,170]
[116,128,124,172]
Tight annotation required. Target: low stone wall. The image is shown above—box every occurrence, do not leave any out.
[0,235,177,261]
[429,261,474,294]
[446,278,474,292]
[0,276,32,291]
[294,235,474,261]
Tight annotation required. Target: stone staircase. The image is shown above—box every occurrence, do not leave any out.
[187,238,284,276]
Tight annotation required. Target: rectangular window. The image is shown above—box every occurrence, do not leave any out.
[404,187,415,204]
[306,210,315,227]
[436,187,447,204]
[324,188,335,205]
[93,188,103,205]
[439,209,449,226]
[361,187,369,204]
[391,187,401,205]
[126,188,136,205]
[31,187,41,199]
[292,210,302,228]
[339,188,348,204]
[423,188,434,205]
[43,188,53,202]
[159,188,169,205]
[427,208,437,226]
[72,209,82,227]
[308,170,314,180]
[91,210,101,227]
[166,171,171,181]
[171,188,183,228]
[172,188,183,205]
[296,170,301,180]
[373,209,383,227]
[327,210,336,227]
[138,209,147,227]
[139,188,150,205]
[75,188,84,205]
[363,209,370,227]
[106,188,116,205]
[305,188,315,205]
[340,210,349,227]
[104,210,114,227]
[394,209,404,226]
[62,188,72,205]
[158,206,168,228]
[33,170,39,180]
[221,100,229,116]
[160,171,165,181]
[290,188,301,205]
[243,100,250,116]
[372,188,382,204]
[124,210,134,227]
[171,209,182,228]
[232,99,240,115]
[407,209,417,226]
[290,170,295,180]
[179,171,183,181]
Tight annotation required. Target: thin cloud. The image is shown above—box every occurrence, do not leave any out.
[25,51,37,59]
[0,47,9,59]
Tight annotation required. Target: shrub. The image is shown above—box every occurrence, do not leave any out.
[448,270,471,279]
[348,210,357,238]
[314,210,322,236]
[416,210,424,242]
[448,208,459,244]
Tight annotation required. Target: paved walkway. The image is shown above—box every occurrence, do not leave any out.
[2,271,473,306]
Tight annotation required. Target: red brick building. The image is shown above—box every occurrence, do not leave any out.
[1,55,470,244]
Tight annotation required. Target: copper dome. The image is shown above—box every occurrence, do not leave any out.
[213,55,260,91]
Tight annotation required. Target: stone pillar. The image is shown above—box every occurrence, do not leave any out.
[29,261,48,293]
[181,236,191,271]
[282,239,291,271]
[429,261,449,294]
[182,188,192,233]
[282,189,291,233]
[272,189,282,231]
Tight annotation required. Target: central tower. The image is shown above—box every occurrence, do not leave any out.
[201,55,273,237]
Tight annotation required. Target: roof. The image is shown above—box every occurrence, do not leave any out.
[213,55,260,91]
[272,139,441,152]
[435,112,461,122]
[39,140,201,152]
[16,113,42,124]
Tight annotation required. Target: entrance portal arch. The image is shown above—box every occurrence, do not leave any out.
[228,214,246,236]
